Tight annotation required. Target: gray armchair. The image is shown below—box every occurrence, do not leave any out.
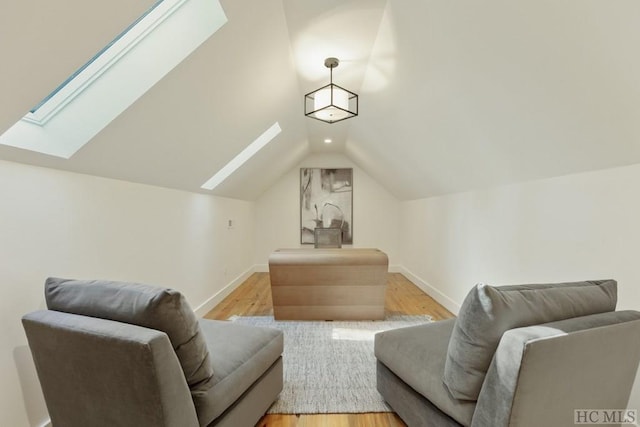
[375,280,640,427]
[22,278,283,427]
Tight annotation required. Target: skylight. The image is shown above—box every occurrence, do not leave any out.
[26,0,164,119]
[0,0,227,158]
[201,122,282,190]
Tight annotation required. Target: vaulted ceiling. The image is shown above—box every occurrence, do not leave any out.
[2,0,640,200]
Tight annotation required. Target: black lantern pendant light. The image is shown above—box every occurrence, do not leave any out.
[304,57,358,124]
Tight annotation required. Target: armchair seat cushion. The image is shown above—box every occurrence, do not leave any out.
[375,319,475,427]
[193,319,284,426]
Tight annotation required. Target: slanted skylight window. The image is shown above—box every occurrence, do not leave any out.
[201,122,282,190]
[25,0,165,121]
[0,0,227,158]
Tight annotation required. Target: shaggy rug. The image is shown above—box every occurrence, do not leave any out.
[229,315,432,414]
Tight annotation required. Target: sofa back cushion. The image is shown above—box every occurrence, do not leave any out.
[443,280,617,401]
[45,277,214,392]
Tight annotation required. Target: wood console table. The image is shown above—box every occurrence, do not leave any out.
[268,248,389,320]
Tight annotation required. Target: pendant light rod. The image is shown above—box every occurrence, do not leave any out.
[326,57,338,86]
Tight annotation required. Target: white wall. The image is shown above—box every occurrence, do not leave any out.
[400,162,640,411]
[0,160,254,427]
[253,153,401,267]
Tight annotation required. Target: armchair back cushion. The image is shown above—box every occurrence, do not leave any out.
[443,280,617,400]
[44,277,214,393]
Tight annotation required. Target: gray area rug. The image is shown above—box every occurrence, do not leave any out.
[229,315,432,414]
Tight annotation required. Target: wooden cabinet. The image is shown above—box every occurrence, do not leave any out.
[268,248,388,320]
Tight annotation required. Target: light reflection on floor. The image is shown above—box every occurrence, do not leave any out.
[331,327,382,341]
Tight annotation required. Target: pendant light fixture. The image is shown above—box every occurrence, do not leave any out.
[304,57,358,124]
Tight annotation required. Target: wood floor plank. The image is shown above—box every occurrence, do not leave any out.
[204,272,454,427]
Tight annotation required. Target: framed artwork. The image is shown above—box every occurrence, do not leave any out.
[300,168,353,245]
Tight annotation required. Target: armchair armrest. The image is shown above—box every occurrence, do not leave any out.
[472,310,640,427]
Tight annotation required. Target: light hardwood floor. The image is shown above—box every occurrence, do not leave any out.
[204,272,454,427]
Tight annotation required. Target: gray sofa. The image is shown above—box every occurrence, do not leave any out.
[375,279,640,427]
[22,278,284,427]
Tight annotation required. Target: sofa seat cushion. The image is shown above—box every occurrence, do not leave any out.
[375,319,476,427]
[44,277,213,392]
[444,280,617,401]
[193,319,284,426]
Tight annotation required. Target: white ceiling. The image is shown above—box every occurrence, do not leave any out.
[2,0,640,200]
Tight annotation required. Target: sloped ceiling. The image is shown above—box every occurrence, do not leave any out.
[1,0,640,201]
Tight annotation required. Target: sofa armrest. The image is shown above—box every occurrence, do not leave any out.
[471,310,640,427]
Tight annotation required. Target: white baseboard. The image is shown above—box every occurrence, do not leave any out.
[194,266,256,317]
[40,420,51,427]
[396,266,461,315]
